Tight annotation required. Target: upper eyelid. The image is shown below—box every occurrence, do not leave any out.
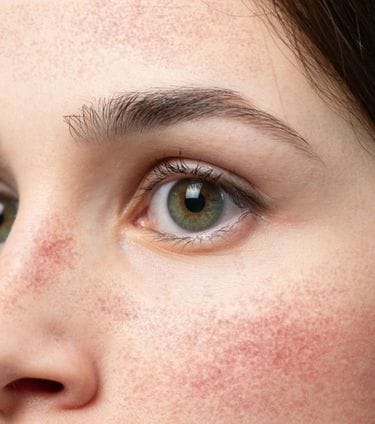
[140,160,221,192]
[138,159,273,214]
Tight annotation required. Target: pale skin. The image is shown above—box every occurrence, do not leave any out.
[0,0,374,423]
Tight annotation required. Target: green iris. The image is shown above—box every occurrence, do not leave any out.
[167,179,224,232]
[0,196,18,243]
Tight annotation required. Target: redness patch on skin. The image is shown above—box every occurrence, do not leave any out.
[34,234,74,268]
[183,316,330,387]
[95,293,138,323]
[3,217,77,310]
[124,305,375,423]
[179,312,374,421]
[76,274,140,326]
[25,223,75,291]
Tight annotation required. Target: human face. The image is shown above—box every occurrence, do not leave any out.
[0,1,374,422]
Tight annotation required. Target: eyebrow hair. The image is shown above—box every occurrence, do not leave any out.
[63,87,316,158]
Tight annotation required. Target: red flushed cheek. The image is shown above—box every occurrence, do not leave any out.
[181,316,330,388]
[150,308,375,421]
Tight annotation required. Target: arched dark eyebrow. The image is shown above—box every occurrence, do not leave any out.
[63,87,317,158]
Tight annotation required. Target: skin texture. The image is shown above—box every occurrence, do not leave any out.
[0,0,374,423]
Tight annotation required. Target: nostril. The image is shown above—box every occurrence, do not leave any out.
[0,347,98,410]
[5,378,64,394]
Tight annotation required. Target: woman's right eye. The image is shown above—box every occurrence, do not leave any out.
[0,195,18,243]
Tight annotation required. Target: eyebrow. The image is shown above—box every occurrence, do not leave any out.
[63,87,316,158]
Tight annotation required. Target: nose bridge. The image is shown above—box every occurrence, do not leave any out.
[0,211,77,311]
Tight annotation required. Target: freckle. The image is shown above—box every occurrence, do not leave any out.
[95,294,138,323]
[36,236,74,266]
[79,276,140,325]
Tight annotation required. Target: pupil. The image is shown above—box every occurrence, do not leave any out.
[185,193,205,213]
[167,179,224,232]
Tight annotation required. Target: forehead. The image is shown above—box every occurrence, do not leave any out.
[2,0,329,169]
[0,0,267,84]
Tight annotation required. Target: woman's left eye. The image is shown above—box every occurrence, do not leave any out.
[149,178,241,236]
[130,160,270,248]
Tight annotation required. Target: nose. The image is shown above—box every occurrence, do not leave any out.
[0,216,99,418]
[0,325,98,415]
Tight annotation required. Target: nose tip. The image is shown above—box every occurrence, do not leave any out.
[0,329,98,416]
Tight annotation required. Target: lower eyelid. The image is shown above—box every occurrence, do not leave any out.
[127,211,256,254]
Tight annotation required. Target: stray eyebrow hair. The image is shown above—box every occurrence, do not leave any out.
[63,87,317,158]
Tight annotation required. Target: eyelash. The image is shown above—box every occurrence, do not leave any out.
[132,158,270,247]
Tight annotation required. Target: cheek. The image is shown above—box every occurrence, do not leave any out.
[115,241,374,421]
[127,306,374,423]
[178,310,373,393]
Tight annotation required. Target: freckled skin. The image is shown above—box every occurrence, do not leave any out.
[110,303,374,423]
[177,312,374,415]
[0,218,76,313]
[27,230,75,290]
[103,243,374,423]
[0,0,374,423]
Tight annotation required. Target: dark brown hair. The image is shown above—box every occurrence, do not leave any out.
[261,1,375,137]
